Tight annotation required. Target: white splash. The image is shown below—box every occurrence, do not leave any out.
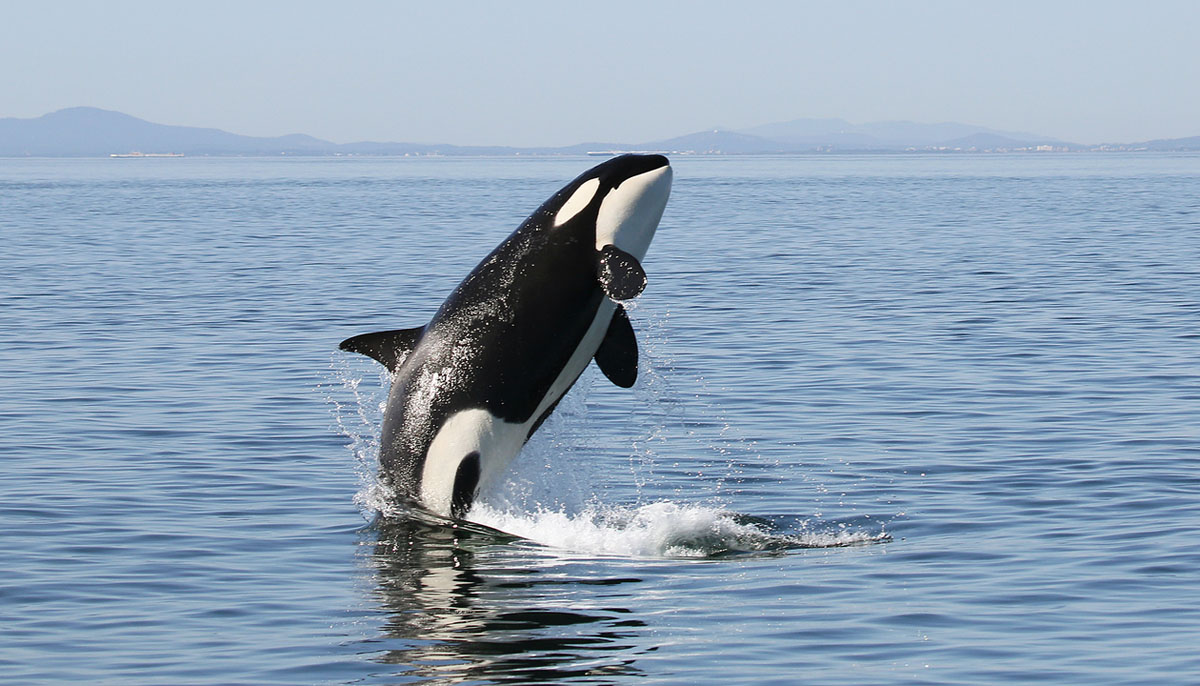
[327,317,892,558]
[324,354,393,518]
[467,500,886,558]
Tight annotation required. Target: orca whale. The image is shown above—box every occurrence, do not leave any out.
[340,154,672,518]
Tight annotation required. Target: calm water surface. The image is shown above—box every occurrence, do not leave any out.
[2,154,1199,684]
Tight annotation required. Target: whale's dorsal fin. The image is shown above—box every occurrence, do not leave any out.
[597,244,646,301]
[594,304,638,388]
[339,326,425,372]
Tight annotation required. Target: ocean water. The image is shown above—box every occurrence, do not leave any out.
[2,153,1199,685]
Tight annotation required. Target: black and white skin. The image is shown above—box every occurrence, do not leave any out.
[340,154,672,518]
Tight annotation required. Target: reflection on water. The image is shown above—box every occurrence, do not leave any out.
[361,514,649,684]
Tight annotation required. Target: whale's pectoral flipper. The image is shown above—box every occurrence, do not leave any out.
[594,304,638,388]
[339,326,425,372]
[597,244,647,301]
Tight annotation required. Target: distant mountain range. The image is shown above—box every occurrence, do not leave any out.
[2,107,1198,156]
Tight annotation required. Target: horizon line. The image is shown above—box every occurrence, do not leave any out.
[4,105,1198,151]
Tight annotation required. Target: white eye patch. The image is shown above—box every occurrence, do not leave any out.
[553,178,600,227]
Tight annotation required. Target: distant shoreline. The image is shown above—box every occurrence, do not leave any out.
[4,149,1200,160]
[4,107,1199,158]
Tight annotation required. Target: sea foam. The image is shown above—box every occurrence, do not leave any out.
[468,500,887,558]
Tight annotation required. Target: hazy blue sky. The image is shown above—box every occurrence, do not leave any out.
[3,1,1198,146]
